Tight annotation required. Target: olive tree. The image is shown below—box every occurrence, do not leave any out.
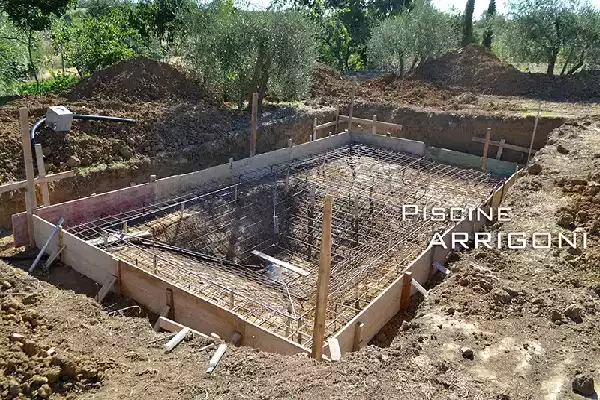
[182,1,318,108]
[368,0,459,75]
[504,0,600,75]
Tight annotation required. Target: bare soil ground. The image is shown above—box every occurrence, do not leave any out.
[1,117,599,399]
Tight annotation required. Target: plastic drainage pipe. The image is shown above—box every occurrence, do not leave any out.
[29,114,136,146]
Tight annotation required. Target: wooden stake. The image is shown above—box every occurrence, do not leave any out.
[311,194,333,361]
[95,275,117,303]
[312,117,317,141]
[352,321,364,351]
[348,95,354,131]
[250,92,258,157]
[33,144,50,206]
[166,288,174,319]
[400,271,412,311]
[481,128,491,172]
[153,254,158,273]
[20,107,36,247]
[495,138,506,160]
[29,217,64,273]
[327,337,341,361]
[526,102,541,166]
[150,174,157,182]
[334,106,340,134]
[153,306,171,331]
[372,115,377,135]
[206,332,241,374]
[164,327,190,353]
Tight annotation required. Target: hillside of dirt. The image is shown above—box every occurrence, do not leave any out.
[1,118,599,399]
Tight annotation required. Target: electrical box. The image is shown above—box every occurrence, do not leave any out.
[46,106,73,132]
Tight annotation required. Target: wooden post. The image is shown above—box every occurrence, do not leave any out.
[481,128,491,172]
[166,288,174,319]
[311,194,333,361]
[526,102,541,166]
[312,118,317,141]
[34,144,50,207]
[400,271,412,311]
[250,92,258,157]
[371,115,377,135]
[334,106,340,134]
[20,108,36,247]
[348,95,354,131]
[352,321,364,351]
[150,174,157,182]
[495,138,506,160]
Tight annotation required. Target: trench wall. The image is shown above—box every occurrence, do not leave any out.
[350,102,564,163]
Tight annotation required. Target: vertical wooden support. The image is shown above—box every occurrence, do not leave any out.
[348,95,354,131]
[400,271,413,311]
[34,144,50,207]
[150,174,157,182]
[312,118,317,141]
[250,92,258,157]
[166,288,174,319]
[526,102,541,166]
[495,138,506,160]
[123,221,128,233]
[334,106,340,134]
[153,254,158,273]
[352,321,364,351]
[20,107,36,247]
[481,128,491,172]
[371,115,377,135]
[286,304,293,337]
[311,194,333,361]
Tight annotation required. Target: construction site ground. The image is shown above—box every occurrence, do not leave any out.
[1,47,599,399]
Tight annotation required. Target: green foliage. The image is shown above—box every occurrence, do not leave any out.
[17,70,79,94]
[482,0,496,48]
[462,0,475,46]
[498,0,600,75]
[368,0,459,74]
[182,1,318,106]
[52,10,140,74]
[0,13,28,95]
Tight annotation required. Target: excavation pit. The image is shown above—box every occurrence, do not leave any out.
[17,131,519,355]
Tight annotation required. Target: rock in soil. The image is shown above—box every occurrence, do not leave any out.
[572,373,596,396]
[564,303,585,323]
[461,347,474,360]
[528,163,542,175]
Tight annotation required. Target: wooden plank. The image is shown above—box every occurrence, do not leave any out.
[250,92,258,157]
[339,115,403,131]
[251,250,310,276]
[526,102,541,165]
[327,337,341,361]
[164,327,190,353]
[153,306,171,331]
[29,217,64,273]
[206,332,241,374]
[348,96,354,131]
[95,275,117,303]
[411,278,429,297]
[312,118,317,141]
[311,194,333,361]
[0,171,75,195]
[34,144,50,206]
[315,120,338,130]
[482,128,491,172]
[157,316,210,339]
[43,245,65,271]
[20,107,36,246]
[495,139,506,160]
[472,137,531,153]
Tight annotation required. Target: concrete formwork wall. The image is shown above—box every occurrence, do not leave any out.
[350,102,564,163]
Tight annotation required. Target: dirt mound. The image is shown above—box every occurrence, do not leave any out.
[67,57,209,102]
[310,64,354,98]
[411,45,531,96]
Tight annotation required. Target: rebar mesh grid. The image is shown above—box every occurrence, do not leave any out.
[67,144,504,348]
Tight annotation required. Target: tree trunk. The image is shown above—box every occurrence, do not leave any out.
[27,30,39,90]
[560,48,574,76]
[546,50,558,76]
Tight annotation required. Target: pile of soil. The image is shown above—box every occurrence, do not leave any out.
[411,45,531,96]
[67,57,211,103]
